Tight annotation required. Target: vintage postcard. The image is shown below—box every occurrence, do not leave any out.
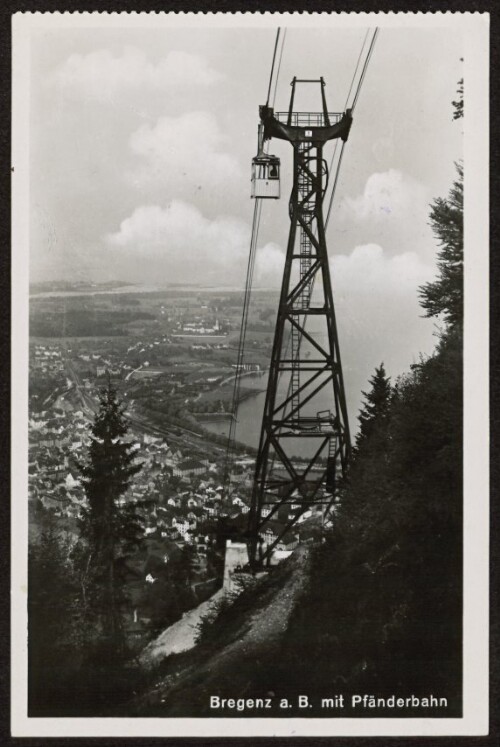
[11,11,489,738]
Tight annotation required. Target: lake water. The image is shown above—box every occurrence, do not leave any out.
[202,375,268,449]
[203,308,372,454]
[203,370,350,457]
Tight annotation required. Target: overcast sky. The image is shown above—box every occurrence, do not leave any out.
[29,21,463,387]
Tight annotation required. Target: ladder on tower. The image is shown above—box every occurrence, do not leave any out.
[290,143,315,418]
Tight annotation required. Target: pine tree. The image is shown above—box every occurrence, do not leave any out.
[419,163,464,329]
[418,164,463,329]
[355,363,392,452]
[28,528,81,713]
[78,379,143,657]
[418,76,463,330]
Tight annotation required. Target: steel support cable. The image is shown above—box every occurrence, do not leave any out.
[321,28,370,223]
[224,28,286,492]
[351,27,379,111]
[271,28,287,108]
[325,27,379,229]
[345,28,371,111]
[256,31,291,480]
[226,203,259,451]
[234,200,261,413]
[224,199,262,488]
[266,28,281,107]
[236,201,261,389]
[325,141,347,229]
[323,30,369,215]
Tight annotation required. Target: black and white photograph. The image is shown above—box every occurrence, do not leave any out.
[11,11,489,738]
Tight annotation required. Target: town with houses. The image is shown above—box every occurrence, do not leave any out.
[28,284,324,644]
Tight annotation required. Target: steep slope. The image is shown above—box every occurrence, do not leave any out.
[139,588,226,668]
[134,545,312,716]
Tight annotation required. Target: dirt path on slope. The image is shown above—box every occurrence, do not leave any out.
[139,588,226,668]
[137,545,312,715]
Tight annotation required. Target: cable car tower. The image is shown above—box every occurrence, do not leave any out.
[247,77,353,568]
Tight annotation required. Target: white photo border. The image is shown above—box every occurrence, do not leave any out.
[11,10,490,738]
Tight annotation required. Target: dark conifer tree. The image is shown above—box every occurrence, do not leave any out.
[418,162,463,329]
[79,378,143,658]
[420,72,463,331]
[28,528,81,714]
[355,362,392,453]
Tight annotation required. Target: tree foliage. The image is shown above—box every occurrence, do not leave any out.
[78,380,143,657]
[79,381,143,552]
[418,162,463,329]
[28,528,84,714]
[355,363,392,453]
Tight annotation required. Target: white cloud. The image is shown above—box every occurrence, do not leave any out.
[332,243,434,297]
[335,169,433,261]
[105,200,284,286]
[128,111,242,193]
[51,47,222,99]
[339,169,427,222]
[330,243,436,376]
[105,201,433,297]
[254,243,285,286]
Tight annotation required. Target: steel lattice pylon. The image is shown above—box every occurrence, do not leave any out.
[248,78,353,567]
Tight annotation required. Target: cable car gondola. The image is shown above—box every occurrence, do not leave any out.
[251,123,280,199]
[251,153,280,199]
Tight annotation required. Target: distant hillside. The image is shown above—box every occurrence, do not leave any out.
[30,280,132,294]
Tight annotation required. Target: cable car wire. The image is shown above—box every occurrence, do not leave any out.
[266,28,281,107]
[324,29,370,214]
[224,200,262,487]
[272,29,287,109]
[325,27,379,228]
[345,29,370,110]
[224,27,287,494]
[351,27,379,111]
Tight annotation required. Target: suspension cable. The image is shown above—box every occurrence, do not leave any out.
[266,28,281,107]
[224,28,286,493]
[224,200,262,488]
[324,29,370,205]
[345,29,370,110]
[351,27,379,111]
[272,28,287,109]
[325,27,379,228]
